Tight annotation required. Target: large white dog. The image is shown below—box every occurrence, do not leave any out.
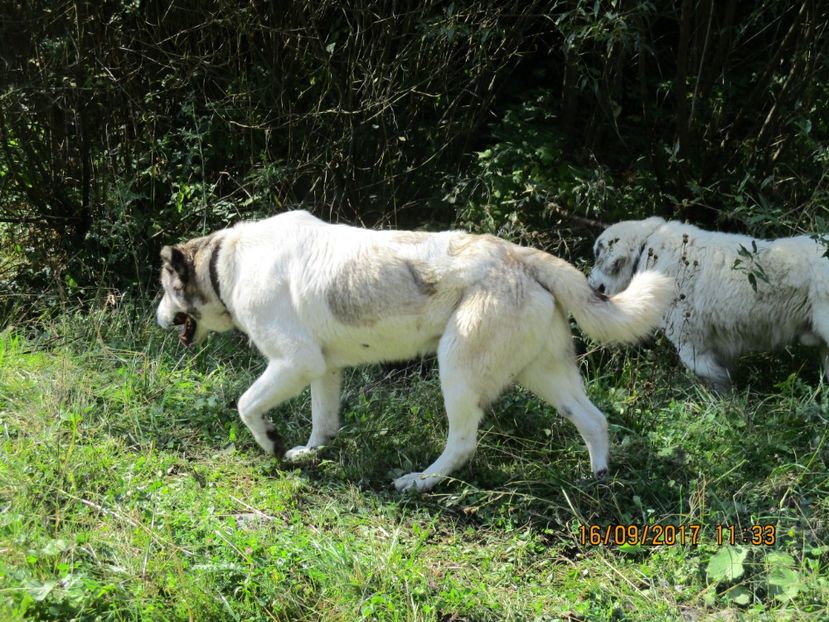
[157,210,671,491]
[588,216,829,389]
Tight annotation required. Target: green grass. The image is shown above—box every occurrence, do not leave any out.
[1,302,827,621]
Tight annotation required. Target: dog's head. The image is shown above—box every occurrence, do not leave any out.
[588,217,666,295]
[156,236,234,346]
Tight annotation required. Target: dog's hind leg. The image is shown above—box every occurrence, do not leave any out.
[393,358,486,493]
[394,287,549,493]
[676,342,730,391]
[393,300,489,493]
[819,346,829,383]
[806,303,829,382]
[518,344,609,477]
[238,355,325,455]
[285,368,343,462]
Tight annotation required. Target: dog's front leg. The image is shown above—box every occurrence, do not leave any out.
[285,368,342,461]
[237,360,321,455]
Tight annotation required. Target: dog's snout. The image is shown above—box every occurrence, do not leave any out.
[597,283,606,294]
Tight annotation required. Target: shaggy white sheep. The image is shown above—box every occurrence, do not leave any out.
[587,217,829,389]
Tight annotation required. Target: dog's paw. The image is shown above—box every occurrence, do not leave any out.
[594,467,609,480]
[283,445,320,463]
[393,472,424,493]
[393,471,441,493]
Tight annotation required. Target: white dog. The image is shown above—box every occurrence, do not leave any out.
[588,216,829,389]
[157,210,671,491]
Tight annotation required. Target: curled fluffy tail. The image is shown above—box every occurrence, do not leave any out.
[516,246,672,343]
[571,270,672,343]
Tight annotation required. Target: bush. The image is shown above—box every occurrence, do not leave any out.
[0,0,545,292]
[2,1,828,298]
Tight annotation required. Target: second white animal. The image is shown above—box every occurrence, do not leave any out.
[588,217,829,389]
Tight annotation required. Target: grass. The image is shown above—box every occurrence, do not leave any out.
[0,300,827,621]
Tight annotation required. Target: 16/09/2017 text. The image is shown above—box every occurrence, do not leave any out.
[579,524,776,547]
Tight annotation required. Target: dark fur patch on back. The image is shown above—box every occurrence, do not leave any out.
[327,252,439,325]
[405,260,438,296]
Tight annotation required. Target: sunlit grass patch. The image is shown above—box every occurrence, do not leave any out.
[0,304,827,620]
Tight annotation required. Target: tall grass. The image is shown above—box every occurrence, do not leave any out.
[1,300,827,620]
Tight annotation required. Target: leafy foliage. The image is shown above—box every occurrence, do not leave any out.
[0,1,542,292]
[706,546,748,582]
[731,241,771,292]
[446,89,660,243]
[2,1,829,296]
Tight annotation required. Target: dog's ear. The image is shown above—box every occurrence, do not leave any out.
[161,245,190,281]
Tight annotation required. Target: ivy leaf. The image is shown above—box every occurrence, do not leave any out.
[706,546,748,582]
[724,585,752,606]
[766,552,801,602]
[768,567,800,602]
[25,580,57,602]
[41,538,69,556]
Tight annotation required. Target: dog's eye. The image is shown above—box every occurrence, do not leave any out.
[610,257,626,275]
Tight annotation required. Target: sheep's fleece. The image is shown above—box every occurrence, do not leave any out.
[588,217,829,389]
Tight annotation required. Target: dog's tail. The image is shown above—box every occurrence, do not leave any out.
[515,246,672,343]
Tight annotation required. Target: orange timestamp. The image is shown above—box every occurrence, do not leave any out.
[715,524,776,546]
[578,523,777,546]
[579,524,702,546]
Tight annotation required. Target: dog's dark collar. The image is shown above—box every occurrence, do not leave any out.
[208,238,228,313]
